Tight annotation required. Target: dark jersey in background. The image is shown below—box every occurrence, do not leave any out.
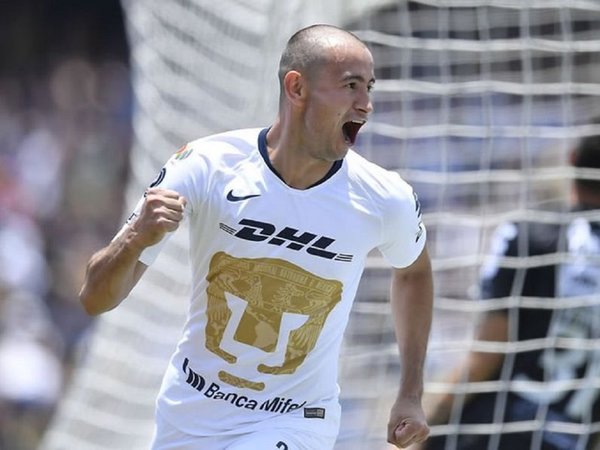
[426,217,600,450]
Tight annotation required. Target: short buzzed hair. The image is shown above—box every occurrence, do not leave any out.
[277,24,367,96]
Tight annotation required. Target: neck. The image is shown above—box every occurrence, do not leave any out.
[266,118,336,190]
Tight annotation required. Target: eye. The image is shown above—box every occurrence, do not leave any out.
[346,82,357,90]
[367,84,374,93]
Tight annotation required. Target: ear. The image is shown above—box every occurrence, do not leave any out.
[283,70,305,106]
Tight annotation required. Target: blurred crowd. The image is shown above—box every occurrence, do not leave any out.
[0,2,131,448]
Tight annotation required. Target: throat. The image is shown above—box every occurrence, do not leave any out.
[262,126,343,190]
[268,151,341,190]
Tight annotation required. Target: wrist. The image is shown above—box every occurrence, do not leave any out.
[397,383,424,401]
[119,225,150,255]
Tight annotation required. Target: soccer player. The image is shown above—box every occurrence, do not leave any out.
[79,24,433,450]
[421,129,600,450]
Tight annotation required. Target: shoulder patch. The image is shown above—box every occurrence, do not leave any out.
[173,143,193,160]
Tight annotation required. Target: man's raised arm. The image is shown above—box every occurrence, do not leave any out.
[79,188,186,315]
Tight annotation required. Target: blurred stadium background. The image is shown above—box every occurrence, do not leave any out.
[1,1,600,449]
[0,2,131,449]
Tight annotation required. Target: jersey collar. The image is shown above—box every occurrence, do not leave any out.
[258,127,343,189]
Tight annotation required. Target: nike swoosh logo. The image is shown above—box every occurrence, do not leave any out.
[226,189,261,202]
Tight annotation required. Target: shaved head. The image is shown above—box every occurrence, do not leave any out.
[278,24,369,96]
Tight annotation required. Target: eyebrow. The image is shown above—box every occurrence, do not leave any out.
[342,74,376,85]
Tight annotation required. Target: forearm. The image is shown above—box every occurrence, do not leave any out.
[391,259,433,399]
[79,227,147,315]
[79,188,187,315]
[386,249,434,448]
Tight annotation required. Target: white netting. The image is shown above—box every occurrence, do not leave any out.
[41,1,600,450]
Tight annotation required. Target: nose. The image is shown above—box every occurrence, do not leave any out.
[355,88,373,115]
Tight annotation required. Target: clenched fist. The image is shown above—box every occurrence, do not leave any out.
[387,396,430,449]
[129,187,187,248]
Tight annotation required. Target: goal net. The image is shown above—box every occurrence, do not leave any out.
[41,1,600,449]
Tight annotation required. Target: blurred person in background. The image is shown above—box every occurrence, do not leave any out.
[0,2,132,448]
[419,125,600,450]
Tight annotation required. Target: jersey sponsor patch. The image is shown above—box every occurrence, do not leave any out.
[219,218,354,262]
[303,407,326,419]
[182,358,307,413]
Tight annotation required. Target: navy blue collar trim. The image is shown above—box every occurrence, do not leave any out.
[258,127,343,189]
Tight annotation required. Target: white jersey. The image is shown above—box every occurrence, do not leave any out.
[129,128,426,438]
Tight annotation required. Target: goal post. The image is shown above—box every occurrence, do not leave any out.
[41,1,600,449]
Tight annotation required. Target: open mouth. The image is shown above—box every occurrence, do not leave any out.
[342,120,365,146]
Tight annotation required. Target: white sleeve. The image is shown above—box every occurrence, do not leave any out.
[133,193,170,266]
[110,195,165,266]
[377,174,426,268]
[122,145,208,266]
